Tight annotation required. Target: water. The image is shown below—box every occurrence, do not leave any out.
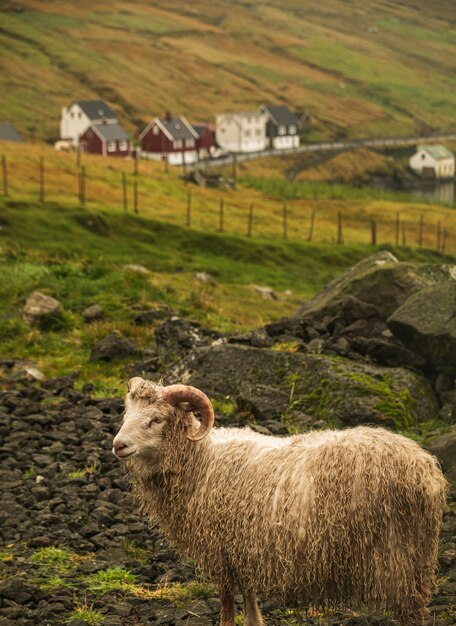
[409,180,455,207]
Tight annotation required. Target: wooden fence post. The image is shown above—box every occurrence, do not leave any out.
[76,145,81,168]
[283,204,288,240]
[232,154,237,182]
[81,166,86,206]
[219,198,224,233]
[2,155,8,197]
[418,215,424,248]
[122,172,128,211]
[133,152,138,176]
[133,179,138,214]
[371,219,377,246]
[307,208,315,242]
[186,187,191,227]
[442,228,448,253]
[395,212,400,246]
[401,221,407,247]
[337,211,343,244]
[247,203,254,237]
[39,157,45,203]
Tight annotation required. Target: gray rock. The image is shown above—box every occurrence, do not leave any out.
[155,317,222,360]
[168,344,438,430]
[23,291,61,325]
[388,284,456,375]
[90,332,139,362]
[427,426,456,489]
[134,307,174,325]
[82,304,104,322]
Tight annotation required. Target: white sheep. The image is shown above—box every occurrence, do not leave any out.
[112,377,448,626]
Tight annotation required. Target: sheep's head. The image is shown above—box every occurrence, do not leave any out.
[112,377,215,462]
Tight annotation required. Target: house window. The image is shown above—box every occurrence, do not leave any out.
[289,125,296,134]
[70,112,74,118]
[421,153,426,160]
[173,140,183,149]
[78,112,82,119]
[107,141,116,152]
[255,129,262,136]
[153,126,159,135]
[278,126,286,135]
[119,141,128,151]
[245,129,251,137]
[220,127,226,133]
[186,138,195,148]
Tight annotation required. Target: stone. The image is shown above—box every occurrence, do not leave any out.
[169,343,438,430]
[124,264,151,274]
[155,317,222,360]
[23,291,61,325]
[427,426,456,489]
[90,332,139,362]
[134,307,174,325]
[194,271,217,285]
[388,284,456,375]
[82,304,104,322]
[251,285,278,300]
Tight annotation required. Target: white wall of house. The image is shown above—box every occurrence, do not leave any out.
[272,134,300,150]
[216,113,267,153]
[141,150,198,165]
[409,150,455,179]
[60,103,116,147]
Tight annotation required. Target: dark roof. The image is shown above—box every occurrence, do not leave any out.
[0,123,23,142]
[193,123,214,137]
[262,105,299,126]
[159,117,196,140]
[76,100,116,121]
[91,123,130,141]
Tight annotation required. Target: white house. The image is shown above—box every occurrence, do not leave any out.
[60,100,117,148]
[215,111,267,153]
[409,145,455,179]
[259,105,300,150]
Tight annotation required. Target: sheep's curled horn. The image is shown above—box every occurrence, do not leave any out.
[127,378,214,442]
[162,384,215,441]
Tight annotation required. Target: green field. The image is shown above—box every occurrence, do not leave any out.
[0,0,455,142]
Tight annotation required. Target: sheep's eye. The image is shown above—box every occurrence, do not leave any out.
[147,418,162,428]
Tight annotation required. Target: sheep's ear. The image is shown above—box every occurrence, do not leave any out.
[128,377,144,394]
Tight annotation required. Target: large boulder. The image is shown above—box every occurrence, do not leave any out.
[168,343,438,430]
[427,426,456,490]
[388,284,456,375]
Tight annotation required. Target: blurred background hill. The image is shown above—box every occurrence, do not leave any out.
[1,0,455,143]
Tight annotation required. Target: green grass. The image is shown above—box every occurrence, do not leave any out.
[86,567,137,593]
[66,604,104,626]
[240,175,430,204]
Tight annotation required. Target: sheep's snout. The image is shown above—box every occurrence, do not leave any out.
[112,437,136,459]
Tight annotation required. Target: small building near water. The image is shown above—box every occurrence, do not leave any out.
[409,145,455,179]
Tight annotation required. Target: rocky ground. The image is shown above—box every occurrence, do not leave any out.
[1,251,456,625]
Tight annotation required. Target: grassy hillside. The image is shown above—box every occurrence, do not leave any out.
[0,0,455,142]
[1,192,454,393]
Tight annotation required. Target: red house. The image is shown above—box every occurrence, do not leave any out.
[79,122,131,157]
[193,123,216,158]
[139,116,199,165]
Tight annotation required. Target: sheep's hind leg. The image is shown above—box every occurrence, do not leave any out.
[220,586,235,626]
[243,590,264,626]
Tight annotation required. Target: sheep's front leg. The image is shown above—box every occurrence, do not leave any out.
[243,590,264,626]
[220,586,235,626]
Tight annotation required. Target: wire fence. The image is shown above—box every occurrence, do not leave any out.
[0,152,453,253]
